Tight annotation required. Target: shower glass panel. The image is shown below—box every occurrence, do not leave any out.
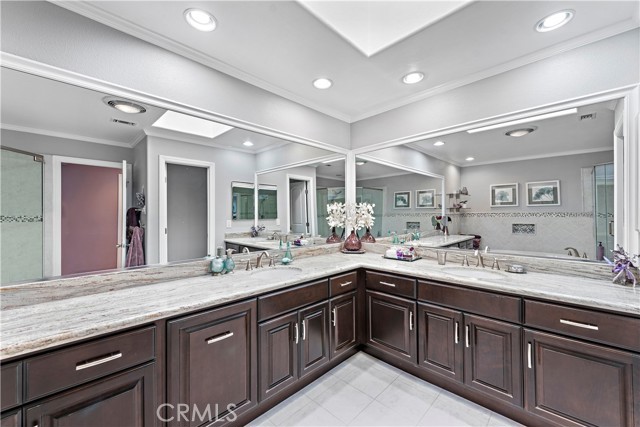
[356,187,383,238]
[594,163,614,257]
[1,148,44,283]
[316,187,345,238]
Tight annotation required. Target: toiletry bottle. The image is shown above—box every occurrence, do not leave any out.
[211,246,225,275]
[224,248,236,273]
[282,242,293,264]
[596,242,604,261]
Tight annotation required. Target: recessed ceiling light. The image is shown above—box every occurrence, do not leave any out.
[433,141,445,146]
[243,141,254,147]
[313,78,333,89]
[505,127,536,138]
[402,72,424,84]
[536,10,574,32]
[184,8,217,32]
[105,99,146,114]
[465,157,475,162]
[467,108,577,134]
[356,160,367,166]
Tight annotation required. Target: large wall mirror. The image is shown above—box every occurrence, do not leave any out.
[0,67,344,284]
[360,99,620,262]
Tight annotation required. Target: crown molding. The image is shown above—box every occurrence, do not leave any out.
[1,123,134,149]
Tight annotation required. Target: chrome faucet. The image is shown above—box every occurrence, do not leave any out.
[564,247,580,257]
[474,250,485,268]
[256,251,270,268]
[242,247,251,255]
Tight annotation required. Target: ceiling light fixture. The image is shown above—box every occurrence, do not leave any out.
[356,160,367,166]
[465,157,475,162]
[105,99,146,114]
[402,72,424,84]
[433,141,445,146]
[505,127,536,138]
[184,8,217,32]
[536,10,574,32]
[466,108,577,134]
[313,78,333,89]
[243,141,254,147]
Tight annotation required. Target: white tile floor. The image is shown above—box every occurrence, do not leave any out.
[246,353,525,427]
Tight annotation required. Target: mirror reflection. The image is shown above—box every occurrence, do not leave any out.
[231,182,277,221]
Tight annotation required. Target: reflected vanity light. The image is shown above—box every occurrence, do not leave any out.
[313,78,333,89]
[184,8,217,32]
[243,141,254,147]
[465,157,475,161]
[105,99,146,114]
[433,141,445,146]
[505,127,536,137]
[536,10,574,33]
[402,72,424,84]
[356,160,367,166]
[466,108,577,134]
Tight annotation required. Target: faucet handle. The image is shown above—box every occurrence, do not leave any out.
[462,254,469,267]
[245,259,253,271]
[269,255,280,267]
[491,258,500,270]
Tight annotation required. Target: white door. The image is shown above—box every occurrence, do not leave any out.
[116,160,127,268]
[290,180,308,234]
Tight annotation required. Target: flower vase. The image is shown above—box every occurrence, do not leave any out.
[360,227,376,243]
[326,227,342,243]
[343,230,362,251]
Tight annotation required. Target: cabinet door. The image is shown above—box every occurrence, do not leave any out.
[366,291,417,363]
[525,329,640,427]
[299,301,330,378]
[25,364,155,427]
[0,410,20,427]
[330,292,358,358]
[464,314,522,406]
[418,302,463,382]
[167,299,257,426]
[259,311,299,401]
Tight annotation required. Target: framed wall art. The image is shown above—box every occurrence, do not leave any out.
[490,183,518,207]
[526,180,560,206]
[394,191,411,209]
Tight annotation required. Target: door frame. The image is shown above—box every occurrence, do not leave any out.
[52,156,130,276]
[286,174,316,235]
[158,155,215,264]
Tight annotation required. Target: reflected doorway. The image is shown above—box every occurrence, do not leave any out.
[289,178,309,234]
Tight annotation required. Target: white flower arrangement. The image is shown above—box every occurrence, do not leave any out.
[358,202,375,229]
[344,202,358,231]
[326,202,345,228]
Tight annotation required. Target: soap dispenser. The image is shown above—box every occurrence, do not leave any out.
[596,242,605,261]
[282,242,293,265]
[211,247,225,275]
[223,248,236,273]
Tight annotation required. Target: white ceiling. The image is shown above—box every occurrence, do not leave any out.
[56,1,639,122]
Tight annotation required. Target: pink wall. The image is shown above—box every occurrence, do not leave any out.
[61,164,121,275]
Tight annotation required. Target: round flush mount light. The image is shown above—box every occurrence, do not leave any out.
[402,72,424,85]
[243,141,254,147]
[104,98,146,114]
[505,127,536,137]
[184,8,217,32]
[433,141,445,147]
[465,157,475,162]
[356,160,367,166]
[313,78,333,89]
[536,10,574,32]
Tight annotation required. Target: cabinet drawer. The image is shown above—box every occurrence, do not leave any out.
[25,326,155,401]
[1,362,22,411]
[418,281,521,323]
[258,279,328,321]
[366,271,415,298]
[330,271,358,296]
[525,300,640,352]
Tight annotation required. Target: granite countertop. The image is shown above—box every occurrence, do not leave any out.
[224,236,325,250]
[2,252,639,360]
[406,234,474,248]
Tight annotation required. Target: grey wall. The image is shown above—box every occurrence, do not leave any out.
[145,136,257,264]
[460,151,614,212]
[1,1,350,151]
[256,144,339,171]
[316,177,345,188]
[351,29,640,149]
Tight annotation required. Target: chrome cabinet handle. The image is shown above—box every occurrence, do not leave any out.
[527,342,532,369]
[465,325,470,348]
[206,331,234,344]
[332,308,337,327]
[76,352,122,371]
[455,322,459,344]
[409,311,414,331]
[560,319,599,330]
[379,281,396,287]
[302,320,306,341]
[340,281,352,287]
[294,322,299,344]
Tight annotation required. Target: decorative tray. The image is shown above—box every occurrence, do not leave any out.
[341,249,366,254]
[382,256,422,262]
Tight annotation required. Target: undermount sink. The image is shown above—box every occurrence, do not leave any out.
[442,267,506,280]
[249,266,303,281]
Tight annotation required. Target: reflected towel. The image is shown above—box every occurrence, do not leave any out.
[126,226,145,267]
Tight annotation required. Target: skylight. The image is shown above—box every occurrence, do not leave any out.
[152,111,233,139]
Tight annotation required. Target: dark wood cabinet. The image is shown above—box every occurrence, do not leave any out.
[0,410,20,427]
[167,300,257,426]
[24,363,155,427]
[418,302,463,382]
[1,362,21,412]
[259,301,330,401]
[524,329,640,427]
[330,292,358,358]
[464,314,522,406]
[366,290,416,363]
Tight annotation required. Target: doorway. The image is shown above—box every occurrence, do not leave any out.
[288,176,314,235]
[159,156,215,264]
